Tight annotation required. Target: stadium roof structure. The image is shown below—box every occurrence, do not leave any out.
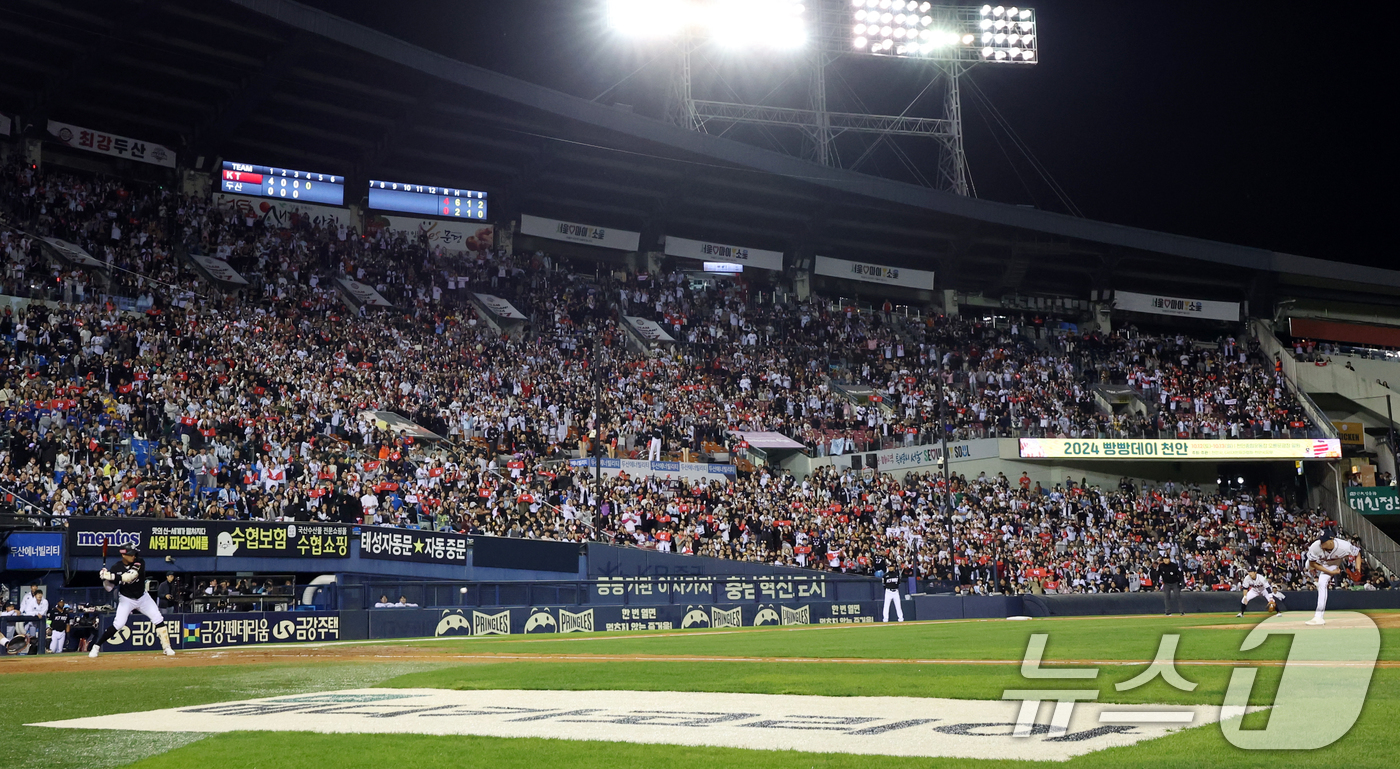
[4,0,1397,307]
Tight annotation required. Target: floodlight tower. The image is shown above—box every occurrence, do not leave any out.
[607,1,1039,196]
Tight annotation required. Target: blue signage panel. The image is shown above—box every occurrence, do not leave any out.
[4,532,64,569]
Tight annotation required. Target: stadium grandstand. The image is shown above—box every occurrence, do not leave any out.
[2,0,1398,616]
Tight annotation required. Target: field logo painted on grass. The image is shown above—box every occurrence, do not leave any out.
[30,688,1231,761]
[1220,611,1378,750]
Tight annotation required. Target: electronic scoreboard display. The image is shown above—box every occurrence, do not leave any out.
[368,180,488,220]
[221,161,344,206]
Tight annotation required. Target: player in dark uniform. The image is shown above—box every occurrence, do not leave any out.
[47,599,73,654]
[882,565,905,622]
[89,546,175,657]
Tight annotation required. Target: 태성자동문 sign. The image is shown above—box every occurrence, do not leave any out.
[1113,290,1240,323]
[520,214,640,252]
[664,235,784,271]
[1018,438,1341,461]
[359,528,470,564]
[47,120,177,168]
[813,255,935,290]
[1346,486,1399,515]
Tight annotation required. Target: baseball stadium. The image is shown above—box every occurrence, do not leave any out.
[0,2,1396,767]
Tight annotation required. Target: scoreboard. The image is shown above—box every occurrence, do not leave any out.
[221,161,344,206]
[368,180,488,220]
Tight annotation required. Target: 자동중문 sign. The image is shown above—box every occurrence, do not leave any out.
[1018,438,1341,461]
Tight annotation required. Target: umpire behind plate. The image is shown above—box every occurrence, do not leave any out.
[89,546,176,658]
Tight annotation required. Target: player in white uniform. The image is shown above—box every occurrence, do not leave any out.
[1304,530,1361,626]
[1236,569,1286,617]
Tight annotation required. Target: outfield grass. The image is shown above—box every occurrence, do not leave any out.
[400,610,1400,662]
[1,613,1393,769]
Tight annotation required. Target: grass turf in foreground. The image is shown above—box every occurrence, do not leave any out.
[0,662,448,769]
[120,659,1400,769]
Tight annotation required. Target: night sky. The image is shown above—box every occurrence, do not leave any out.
[299,1,1385,268]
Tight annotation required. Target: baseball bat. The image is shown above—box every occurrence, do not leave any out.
[102,539,108,570]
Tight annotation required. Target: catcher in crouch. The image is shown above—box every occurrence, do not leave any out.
[89,546,175,657]
[1236,568,1287,617]
[1305,528,1363,627]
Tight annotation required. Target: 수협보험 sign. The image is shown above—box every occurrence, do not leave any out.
[1018,438,1341,461]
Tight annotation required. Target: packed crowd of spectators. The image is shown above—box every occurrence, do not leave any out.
[0,161,1370,596]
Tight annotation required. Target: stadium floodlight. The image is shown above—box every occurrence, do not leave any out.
[847,3,1035,63]
[606,0,807,50]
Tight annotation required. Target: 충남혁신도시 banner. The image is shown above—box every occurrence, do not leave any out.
[1018,438,1341,461]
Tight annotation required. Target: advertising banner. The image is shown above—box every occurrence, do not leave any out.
[66,520,352,559]
[664,235,784,271]
[472,293,528,320]
[1347,487,1400,516]
[41,237,106,269]
[569,458,736,483]
[94,611,340,652]
[876,439,1000,473]
[213,192,352,229]
[1113,290,1240,322]
[1018,438,1341,461]
[359,528,470,565]
[814,255,935,291]
[1332,421,1365,447]
[334,277,393,308]
[188,253,249,286]
[2,532,63,569]
[368,213,493,255]
[520,213,640,251]
[47,119,176,167]
[623,316,676,343]
[393,600,886,640]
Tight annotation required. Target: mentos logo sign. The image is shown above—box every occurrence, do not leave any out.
[75,530,142,549]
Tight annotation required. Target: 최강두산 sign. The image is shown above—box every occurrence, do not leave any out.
[473,293,528,321]
[664,235,784,271]
[1113,290,1240,322]
[814,255,935,290]
[47,120,176,168]
[520,214,640,251]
